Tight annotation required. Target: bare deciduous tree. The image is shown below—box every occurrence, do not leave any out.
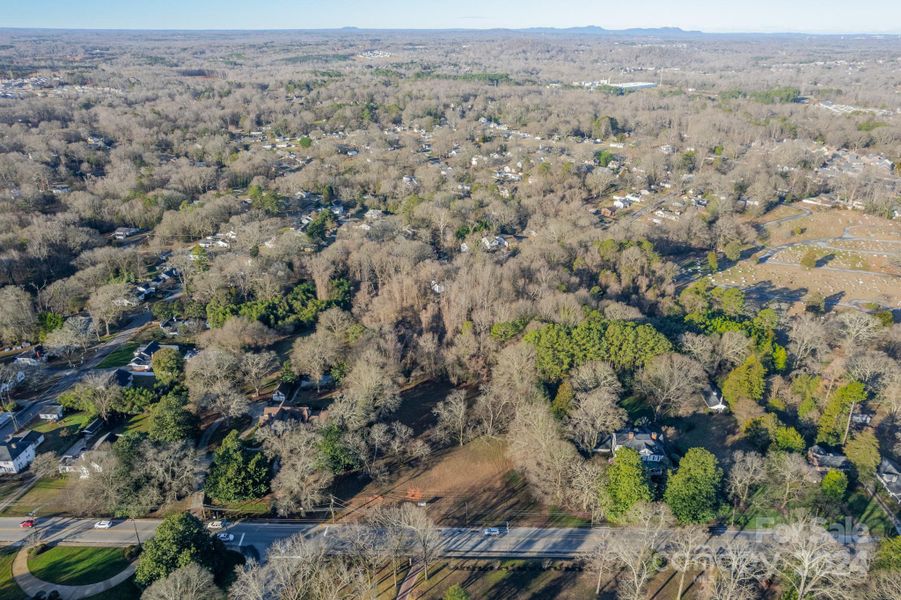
[141,563,222,600]
[770,517,866,600]
[397,504,441,581]
[727,451,766,524]
[240,350,277,398]
[433,389,471,446]
[788,315,829,370]
[607,502,672,600]
[710,542,765,600]
[508,402,579,504]
[638,353,706,420]
[666,525,710,600]
[86,282,135,337]
[258,421,334,516]
[765,452,817,510]
[837,311,881,349]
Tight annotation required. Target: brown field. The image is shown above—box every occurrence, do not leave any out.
[336,438,588,527]
[387,560,713,600]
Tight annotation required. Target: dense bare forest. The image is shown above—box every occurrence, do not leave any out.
[0,28,899,600]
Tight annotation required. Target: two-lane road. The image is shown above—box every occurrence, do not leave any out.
[0,518,873,559]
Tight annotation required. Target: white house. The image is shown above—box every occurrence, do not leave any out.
[0,431,44,474]
[58,451,105,479]
[704,389,728,413]
[38,404,64,422]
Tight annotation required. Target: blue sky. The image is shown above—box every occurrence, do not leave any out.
[1,0,899,33]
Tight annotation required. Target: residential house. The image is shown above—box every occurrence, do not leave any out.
[14,345,45,367]
[160,318,180,336]
[258,404,311,428]
[850,410,874,427]
[480,235,509,253]
[876,458,901,503]
[0,370,26,395]
[38,404,64,422]
[112,227,140,241]
[112,369,133,388]
[81,419,103,441]
[58,451,106,479]
[595,428,669,475]
[127,341,161,372]
[807,445,851,472]
[0,431,44,474]
[704,389,728,413]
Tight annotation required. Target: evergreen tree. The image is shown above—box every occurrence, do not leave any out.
[205,430,270,502]
[135,512,224,587]
[817,381,866,446]
[722,354,766,410]
[149,392,196,442]
[664,448,722,523]
[600,447,652,522]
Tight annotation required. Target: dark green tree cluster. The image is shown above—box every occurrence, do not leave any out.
[816,381,866,446]
[205,430,271,502]
[525,312,672,381]
[664,448,722,523]
[205,279,349,331]
[149,392,196,442]
[599,447,653,522]
[135,512,227,586]
[722,354,766,410]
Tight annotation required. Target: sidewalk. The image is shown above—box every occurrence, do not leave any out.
[11,547,136,600]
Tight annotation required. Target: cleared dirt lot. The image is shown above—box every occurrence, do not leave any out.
[337,438,589,527]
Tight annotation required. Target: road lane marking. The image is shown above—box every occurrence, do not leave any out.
[239,532,245,546]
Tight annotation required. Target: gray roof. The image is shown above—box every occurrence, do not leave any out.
[877,458,901,498]
[808,445,850,470]
[0,431,42,462]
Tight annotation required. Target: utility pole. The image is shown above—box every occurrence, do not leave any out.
[132,517,142,548]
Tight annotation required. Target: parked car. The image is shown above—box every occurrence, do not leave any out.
[483,527,501,536]
[206,520,225,530]
[19,519,35,528]
[94,520,112,529]
[217,533,235,542]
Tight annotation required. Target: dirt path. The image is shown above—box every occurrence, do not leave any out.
[396,561,422,600]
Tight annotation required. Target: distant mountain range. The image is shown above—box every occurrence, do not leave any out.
[515,25,702,36]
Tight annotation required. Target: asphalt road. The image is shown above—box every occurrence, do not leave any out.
[0,518,872,559]
[2,311,152,440]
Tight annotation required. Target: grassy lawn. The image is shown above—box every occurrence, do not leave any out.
[96,341,140,368]
[0,477,71,517]
[124,411,152,434]
[0,547,25,600]
[209,497,272,518]
[397,560,597,600]
[846,487,896,538]
[0,478,28,508]
[30,412,92,455]
[27,546,131,586]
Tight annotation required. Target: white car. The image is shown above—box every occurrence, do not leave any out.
[94,520,112,529]
[483,527,501,537]
[217,533,235,542]
[206,520,225,530]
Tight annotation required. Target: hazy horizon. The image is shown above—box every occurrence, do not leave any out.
[2,0,900,35]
